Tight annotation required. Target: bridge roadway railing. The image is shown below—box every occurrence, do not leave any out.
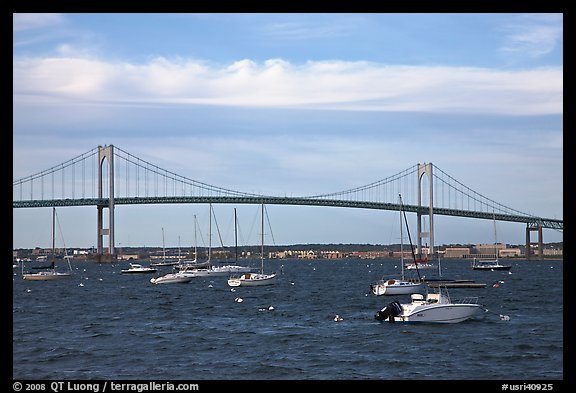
[13,195,563,230]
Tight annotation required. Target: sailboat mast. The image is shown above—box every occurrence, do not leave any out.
[261,202,264,274]
[400,195,421,281]
[399,195,404,280]
[208,204,212,264]
[234,208,238,263]
[162,227,166,262]
[194,214,198,262]
[51,207,55,269]
[492,212,498,261]
[52,207,55,254]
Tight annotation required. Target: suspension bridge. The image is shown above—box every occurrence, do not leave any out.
[13,145,562,261]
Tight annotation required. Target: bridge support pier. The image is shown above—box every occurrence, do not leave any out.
[96,145,115,261]
[525,223,543,260]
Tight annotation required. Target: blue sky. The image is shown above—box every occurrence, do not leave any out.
[13,13,563,250]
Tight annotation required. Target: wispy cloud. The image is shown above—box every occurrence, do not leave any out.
[263,21,353,39]
[499,13,563,58]
[13,13,64,32]
[13,56,563,115]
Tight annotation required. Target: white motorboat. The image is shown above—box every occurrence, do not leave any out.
[150,272,192,284]
[375,288,482,323]
[121,263,157,274]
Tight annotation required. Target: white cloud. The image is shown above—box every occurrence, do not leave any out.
[13,56,562,115]
[13,13,64,32]
[263,21,354,39]
[500,13,563,58]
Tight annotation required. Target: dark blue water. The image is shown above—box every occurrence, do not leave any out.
[13,258,563,380]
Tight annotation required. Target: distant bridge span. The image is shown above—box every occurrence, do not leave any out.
[12,196,563,230]
[13,145,562,260]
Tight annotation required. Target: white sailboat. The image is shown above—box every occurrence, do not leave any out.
[22,207,73,281]
[371,194,424,296]
[151,227,178,267]
[150,270,193,284]
[228,203,276,287]
[175,214,210,271]
[151,230,194,283]
[471,213,512,271]
[404,216,435,270]
[214,208,253,274]
[180,205,230,278]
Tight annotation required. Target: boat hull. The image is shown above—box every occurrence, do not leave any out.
[23,272,71,281]
[150,261,179,267]
[228,273,276,287]
[180,268,229,278]
[221,265,253,273]
[121,263,157,274]
[150,273,193,284]
[405,263,435,270]
[371,280,424,296]
[472,265,512,271]
[397,304,482,323]
[121,269,157,274]
[175,261,210,270]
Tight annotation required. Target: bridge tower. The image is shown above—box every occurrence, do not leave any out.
[97,145,115,262]
[417,163,434,259]
[526,223,543,260]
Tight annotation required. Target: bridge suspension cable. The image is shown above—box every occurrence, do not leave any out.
[13,147,100,201]
[432,165,536,218]
[113,146,263,199]
[306,165,417,205]
[13,145,562,231]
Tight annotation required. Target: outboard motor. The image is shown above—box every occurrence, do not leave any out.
[375,300,403,323]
